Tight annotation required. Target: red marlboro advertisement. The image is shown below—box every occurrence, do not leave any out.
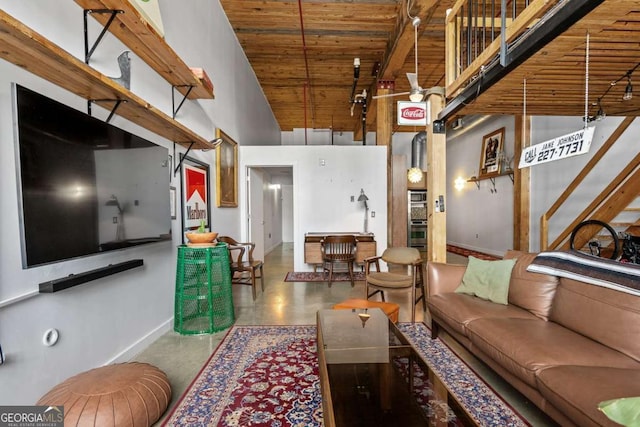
[184,164,207,229]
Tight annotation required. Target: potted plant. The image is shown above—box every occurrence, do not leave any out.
[185,220,218,245]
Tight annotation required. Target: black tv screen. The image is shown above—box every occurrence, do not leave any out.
[13,84,171,268]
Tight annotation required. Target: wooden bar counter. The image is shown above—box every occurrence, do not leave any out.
[304,232,376,270]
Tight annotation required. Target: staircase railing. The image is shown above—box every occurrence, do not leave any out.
[541,117,640,250]
[445,0,559,97]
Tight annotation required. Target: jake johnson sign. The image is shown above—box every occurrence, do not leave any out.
[397,101,429,126]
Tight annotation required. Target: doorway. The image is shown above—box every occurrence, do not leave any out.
[245,166,293,262]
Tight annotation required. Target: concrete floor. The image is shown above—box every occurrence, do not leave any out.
[134,243,556,426]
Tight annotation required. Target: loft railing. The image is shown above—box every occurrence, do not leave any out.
[445,0,559,97]
[541,117,640,251]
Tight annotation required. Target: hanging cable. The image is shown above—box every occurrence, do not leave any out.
[297,0,315,129]
[584,31,589,128]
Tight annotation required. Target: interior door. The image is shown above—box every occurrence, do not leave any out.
[248,167,265,262]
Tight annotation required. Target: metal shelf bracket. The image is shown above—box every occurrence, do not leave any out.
[87,99,126,122]
[174,142,195,175]
[172,85,194,118]
[83,9,124,64]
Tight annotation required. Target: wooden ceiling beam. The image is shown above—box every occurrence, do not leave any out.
[354,0,440,140]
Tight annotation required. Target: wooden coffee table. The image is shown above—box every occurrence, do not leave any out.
[317,308,473,426]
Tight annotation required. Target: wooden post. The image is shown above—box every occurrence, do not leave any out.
[513,115,530,251]
[376,80,394,247]
[426,91,447,262]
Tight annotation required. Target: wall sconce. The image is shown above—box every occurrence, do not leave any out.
[408,167,423,183]
[454,176,466,191]
[268,184,281,190]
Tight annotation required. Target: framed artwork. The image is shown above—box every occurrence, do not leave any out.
[169,186,177,219]
[180,156,210,242]
[215,129,238,207]
[478,127,505,179]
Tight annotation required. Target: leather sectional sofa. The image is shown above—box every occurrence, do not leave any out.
[426,250,640,426]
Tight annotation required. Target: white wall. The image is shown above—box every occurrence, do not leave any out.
[282,185,294,242]
[0,0,278,404]
[240,146,388,271]
[446,116,515,257]
[445,114,639,255]
[529,116,638,251]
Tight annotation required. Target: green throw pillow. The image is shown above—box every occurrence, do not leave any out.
[455,256,517,305]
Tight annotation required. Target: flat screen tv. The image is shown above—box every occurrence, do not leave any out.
[13,84,172,268]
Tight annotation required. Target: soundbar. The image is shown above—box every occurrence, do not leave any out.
[39,259,144,293]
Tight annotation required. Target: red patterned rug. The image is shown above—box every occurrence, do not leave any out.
[162,324,529,426]
[284,271,365,282]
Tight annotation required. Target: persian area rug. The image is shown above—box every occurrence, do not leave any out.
[162,324,529,427]
[284,271,365,282]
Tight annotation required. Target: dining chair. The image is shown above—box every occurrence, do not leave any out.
[364,247,426,322]
[218,236,264,300]
[321,235,357,287]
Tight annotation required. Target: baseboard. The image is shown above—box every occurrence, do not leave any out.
[105,317,173,365]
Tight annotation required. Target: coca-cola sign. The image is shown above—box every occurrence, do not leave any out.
[397,101,428,126]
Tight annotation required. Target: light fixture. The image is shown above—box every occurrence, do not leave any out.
[454,176,466,191]
[409,90,424,103]
[202,137,223,151]
[105,194,123,213]
[357,189,369,233]
[408,167,423,183]
[596,100,606,121]
[623,77,633,101]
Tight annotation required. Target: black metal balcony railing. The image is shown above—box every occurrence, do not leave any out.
[445,0,560,97]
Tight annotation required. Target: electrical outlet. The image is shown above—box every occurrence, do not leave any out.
[351,196,354,202]
[371,211,375,218]
[113,217,118,224]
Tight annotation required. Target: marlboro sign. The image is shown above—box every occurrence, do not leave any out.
[397,101,428,126]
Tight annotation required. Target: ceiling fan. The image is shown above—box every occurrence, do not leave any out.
[373,16,427,102]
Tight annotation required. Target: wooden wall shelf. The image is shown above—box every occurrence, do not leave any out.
[467,171,514,190]
[75,0,214,100]
[0,10,215,150]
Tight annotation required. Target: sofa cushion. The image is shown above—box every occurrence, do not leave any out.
[455,256,517,304]
[427,293,537,337]
[537,366,640,427]
[503,250,559,320]
[466,318,640,388]
[550,278,640,362]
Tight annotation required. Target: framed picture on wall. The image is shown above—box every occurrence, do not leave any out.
[478,127,505,179]
[180,156,210,242]
[215,129,238,207]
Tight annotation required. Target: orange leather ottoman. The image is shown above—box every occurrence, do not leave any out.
[37,362,171,426]
[333,298,400,323]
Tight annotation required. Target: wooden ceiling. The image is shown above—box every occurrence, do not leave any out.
[220,0,640,134]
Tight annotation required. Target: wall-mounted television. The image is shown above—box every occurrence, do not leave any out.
[13,84,172,268]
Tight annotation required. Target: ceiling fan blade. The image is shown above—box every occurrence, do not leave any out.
[406,72,420,91]
[372,91,410,100]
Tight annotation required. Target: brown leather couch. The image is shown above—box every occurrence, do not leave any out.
[426,250,640,427]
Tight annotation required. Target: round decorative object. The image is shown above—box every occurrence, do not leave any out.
[407,167,423,183]
[185,231,218,244]
[37,362,171,427]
